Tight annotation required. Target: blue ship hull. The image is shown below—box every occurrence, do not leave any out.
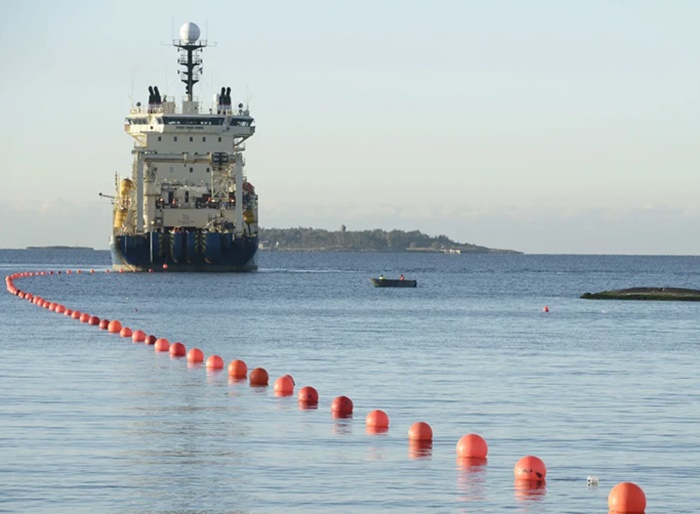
[110,232,258,271]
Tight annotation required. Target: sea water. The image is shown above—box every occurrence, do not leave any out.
[1,249,700,513]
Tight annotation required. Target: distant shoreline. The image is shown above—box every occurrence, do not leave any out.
[25,246,95,251]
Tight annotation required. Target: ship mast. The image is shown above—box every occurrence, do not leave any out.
[174,22,207,102]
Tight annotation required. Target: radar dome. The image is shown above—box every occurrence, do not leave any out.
[179,22,200,43]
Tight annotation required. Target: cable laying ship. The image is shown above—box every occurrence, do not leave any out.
[108,22,258,271]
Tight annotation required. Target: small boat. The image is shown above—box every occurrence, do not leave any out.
[370,277,417,288]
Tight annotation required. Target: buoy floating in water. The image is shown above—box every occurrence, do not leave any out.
[144,335,156,345]
[120,327,133,338]
[108,320,122,333]
[543,306,549,313]
[206,355,224,370]
[154,338,170,352]
[298,386,319,406]
[608,482,646,513]
[456,433,488,459]
[514,455,546,482]
[187,348,204,363]
[365,409,389,430]
[227,359,247,378]
[273,375,294,396]
[249,367,269,386]
[330,395,354,417]
[132,330,146,343]
[88,316,100,326]
[169,342,186,357]
[408,421,433,441]
[98,319,110,330]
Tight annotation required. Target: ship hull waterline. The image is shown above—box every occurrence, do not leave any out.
[110,232,258,272]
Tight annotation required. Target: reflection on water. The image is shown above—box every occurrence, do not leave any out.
[408,440,432,460]
[365,425,389,435]
[456,457,487,503]
[331,418,353,435]
[514,479,546,501]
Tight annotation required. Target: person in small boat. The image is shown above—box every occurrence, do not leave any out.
[399,274,404,281]
[379,274,385,280]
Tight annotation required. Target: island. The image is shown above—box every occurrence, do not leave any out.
[258,227,520,254]
[581,287,700,301]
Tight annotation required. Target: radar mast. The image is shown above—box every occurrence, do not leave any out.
[174,22,207,100]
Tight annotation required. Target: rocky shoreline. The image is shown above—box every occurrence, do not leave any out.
[581,287,700,301]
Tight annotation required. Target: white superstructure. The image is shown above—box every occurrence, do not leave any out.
[115,22,258,240]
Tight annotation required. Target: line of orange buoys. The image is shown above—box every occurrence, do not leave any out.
[5,270,647,512]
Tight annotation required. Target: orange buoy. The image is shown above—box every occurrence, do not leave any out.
[365,409,389,429]
[608,482,646,513]
[163,263,168,270]
[88,316,100,326]
[154,338,170,352]
[71,310,80,319]
[408,421,433,441]
[98,319,110,330]
[55,304,66,314]
[456,434,488,459]
[144,335,156,345]
[132,329,146,342]
[206,354,224,370]
[273,375,294,396]
[108,320,122,333]
[64,308,73,316]
[249,367,269,386]
[120,327,133,338]
[77,269,82,274]
[47,302,56,311]
[543,306,550,313]
[514,455,546,481]
[169,342,186,357]
[283,374,295,385]
[298,386,319,405]
[80,312,90,322]
[187,348,204,363]
[330,395,354,416]
[227,359,248,378]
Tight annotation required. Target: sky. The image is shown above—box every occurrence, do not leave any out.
[1,0,699,254]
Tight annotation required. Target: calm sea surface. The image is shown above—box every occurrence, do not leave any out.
[2,249,700,513]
